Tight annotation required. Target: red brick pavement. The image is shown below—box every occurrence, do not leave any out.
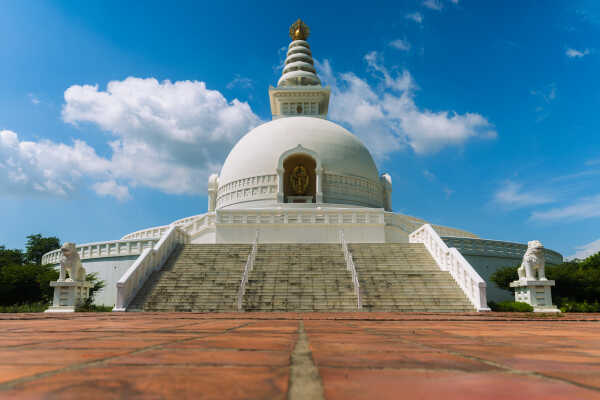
[0,312,599,399]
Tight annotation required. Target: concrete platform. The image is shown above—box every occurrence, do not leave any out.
[0,312,599,399]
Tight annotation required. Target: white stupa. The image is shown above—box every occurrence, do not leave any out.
[42,19,562,309]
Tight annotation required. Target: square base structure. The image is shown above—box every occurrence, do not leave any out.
[45,281,93,312]
[510,279,560,313]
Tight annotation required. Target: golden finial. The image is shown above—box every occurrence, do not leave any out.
[289,19,310,41]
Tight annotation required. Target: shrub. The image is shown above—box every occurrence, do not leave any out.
[559,300,600,313]
[488,301,533,312]
[75,272,107,312]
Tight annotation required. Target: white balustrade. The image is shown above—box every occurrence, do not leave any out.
[113,226,189,311]
[339,231,362,310]
[237,230,260,311]
[41,239,159,265]
[409,224,490,311]
[442,237,563,265]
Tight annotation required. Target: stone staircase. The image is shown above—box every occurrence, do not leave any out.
[128,244,251,312]
[127,242,475,313]
[349,243,475,312]
[242,244,358,312]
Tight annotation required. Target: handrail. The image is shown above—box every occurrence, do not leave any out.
[409,224,490,311]
[237,230,260,311]
[339,231,362,310]
[113,226,189,311]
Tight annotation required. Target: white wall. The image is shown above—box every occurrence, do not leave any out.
[51,256,138,307]
[214,224,385,243]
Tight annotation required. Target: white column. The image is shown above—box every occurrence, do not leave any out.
[316,167,323,203]
[277,168,284,202]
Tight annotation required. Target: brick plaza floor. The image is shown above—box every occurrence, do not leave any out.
[0,312,599,399]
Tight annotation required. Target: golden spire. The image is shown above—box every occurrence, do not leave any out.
[289,19,310,41]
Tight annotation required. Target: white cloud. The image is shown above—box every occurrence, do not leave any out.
[0,129,111,197]
[273,46,287,72]
[443,187,454,198]
[405,12,423,24]
[316,55,496,158]
[586,158,600,166]
[530,194,600,221]
[493,180,554,209]
[364,51,415,92]
[62,77,261,195]
[1,77,261,200]
[92,180,131,202]
[530,84,556,103]
[226,74,254,89]
[423,0,443,11]
[566,48,590,58]
[530,83,557,122]
[389,38,411,52]
[423,170,436,181]
[28,94,40,105]
[568,238,600,260]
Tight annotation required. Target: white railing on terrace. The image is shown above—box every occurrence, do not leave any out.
[441,236,563,264]
[216,209,384,225]
[113,226,189,312]
[121,213,217,241]
[237,230,259,311]
[409,224,490,311]
[340,231,362,310]
[120,209,386,243]
[41,239,159,265]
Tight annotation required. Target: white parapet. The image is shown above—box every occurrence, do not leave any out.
[113,226,190,311]
[41,238,159,265]
[409,224,490,312]
[510,280,560,313]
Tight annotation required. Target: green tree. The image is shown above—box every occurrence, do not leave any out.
[25,234,60,265]
[0,264,58,305]
[0,246,24,268]
[490,265,518,292]
[490,251,600,311]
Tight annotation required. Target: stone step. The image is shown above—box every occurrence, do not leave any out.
[128,243,251,311]
[130,242,476,313]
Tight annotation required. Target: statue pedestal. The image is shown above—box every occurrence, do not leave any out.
[45,281,93,313]
[509,279,560,313]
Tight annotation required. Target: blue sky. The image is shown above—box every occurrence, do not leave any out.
[1,0,599,259]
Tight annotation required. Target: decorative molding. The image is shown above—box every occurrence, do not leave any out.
[322,173,383,208]
[215,209,384,226]
[442,237,563,265]
[216,174,278,209]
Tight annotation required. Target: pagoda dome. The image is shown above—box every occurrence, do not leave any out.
[216,116,384,209]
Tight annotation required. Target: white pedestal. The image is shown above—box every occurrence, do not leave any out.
[509,279,560,313]
[287,195,313,203]
[45,281,93,313]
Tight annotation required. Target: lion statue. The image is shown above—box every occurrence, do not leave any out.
[517,240,547,281]
[58,242,86,282]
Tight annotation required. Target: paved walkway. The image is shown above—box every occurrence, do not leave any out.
[1,313,599,399]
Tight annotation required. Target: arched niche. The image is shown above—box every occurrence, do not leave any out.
[276,145,323,203]
[283,154,316,203]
